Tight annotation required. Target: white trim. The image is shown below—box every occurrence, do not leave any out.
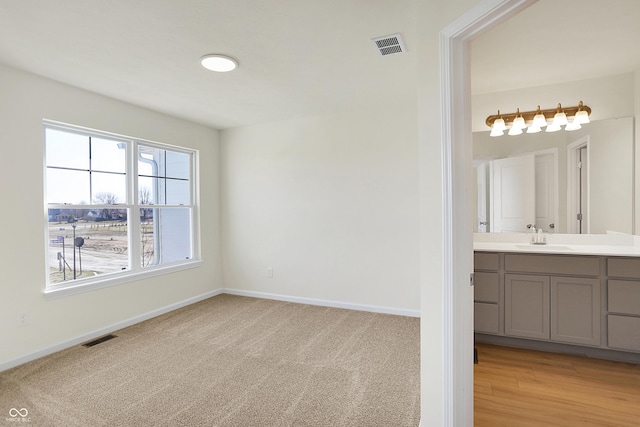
[44,260,203,299]
[1,289,224,373]
[222,288,421,318]
[438,0,537,424]
[567,136,590,234]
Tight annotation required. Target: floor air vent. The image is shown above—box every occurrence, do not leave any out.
[372,33,406,56]
[82,334,117,348]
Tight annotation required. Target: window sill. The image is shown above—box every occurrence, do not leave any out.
[43,260,203,299]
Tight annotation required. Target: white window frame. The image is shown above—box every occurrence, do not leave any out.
[43,120,201,298]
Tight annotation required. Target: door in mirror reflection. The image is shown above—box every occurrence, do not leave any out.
[491,154,536,232]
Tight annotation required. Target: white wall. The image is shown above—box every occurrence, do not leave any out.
[220,107,420,313]
[0,64,222,368]
[583,117,634,233]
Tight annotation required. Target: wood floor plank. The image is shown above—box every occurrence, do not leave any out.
[475,343,640,427]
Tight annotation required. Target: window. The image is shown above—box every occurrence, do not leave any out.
[44,122,199,293]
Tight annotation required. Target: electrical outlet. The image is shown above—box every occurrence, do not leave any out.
[17,310,29,327]
[267,267,273,278]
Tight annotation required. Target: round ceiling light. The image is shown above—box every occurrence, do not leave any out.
[200,54,238,72]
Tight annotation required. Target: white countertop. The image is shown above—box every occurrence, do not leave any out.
[473,233,640,257]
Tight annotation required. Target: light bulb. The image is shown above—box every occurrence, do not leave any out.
[574,109,590,124]
[508,126,523,136]
[551,103,568,127]
[490,127,504,137]
[532,109,547,128]
[546,123,561,132]
[565,120,582,131]
[512,115,526,130]
[493,117,506,132]
[527,125,541,134]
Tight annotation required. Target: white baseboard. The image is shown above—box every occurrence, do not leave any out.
[2,287,419,372]
[0,288,224,373]
[222,288,421,318]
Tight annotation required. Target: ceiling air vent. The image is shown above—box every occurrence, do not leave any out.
[372,33,406,56]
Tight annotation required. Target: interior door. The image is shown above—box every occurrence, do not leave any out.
[476,162,489,232]
[491,154,536,232]
[535,153,557,233]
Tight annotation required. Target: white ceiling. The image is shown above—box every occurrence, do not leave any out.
[0,1,638,130]
[0,0,417,129]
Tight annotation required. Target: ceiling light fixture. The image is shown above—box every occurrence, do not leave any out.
[485,101,591,137]
[200,54,238,72]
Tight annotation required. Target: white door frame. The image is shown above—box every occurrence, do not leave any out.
[567,136,590,233]
[437,0,537,424]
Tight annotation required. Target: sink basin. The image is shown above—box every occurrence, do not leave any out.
[515,244,573,251]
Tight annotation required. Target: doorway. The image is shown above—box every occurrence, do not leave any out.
[567,136,590,233]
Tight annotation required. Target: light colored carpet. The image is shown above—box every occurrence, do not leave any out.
[0,294,420,426]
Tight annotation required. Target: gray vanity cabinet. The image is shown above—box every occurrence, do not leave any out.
[504,273,601,345]
[475,250,640,360]
[505,274,549,339]
[499,254,601,347]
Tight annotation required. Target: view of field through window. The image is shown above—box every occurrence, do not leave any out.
[45,123,195,287]
[47,210,129,283]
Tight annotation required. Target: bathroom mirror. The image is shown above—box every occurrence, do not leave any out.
[473,117,634,234]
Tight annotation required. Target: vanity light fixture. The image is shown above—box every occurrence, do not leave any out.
[200,54,238,72]
[486,101,591,137]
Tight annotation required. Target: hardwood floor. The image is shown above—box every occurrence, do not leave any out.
[474,343,640,426]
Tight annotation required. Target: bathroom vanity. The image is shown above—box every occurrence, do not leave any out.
[474,234,640,362]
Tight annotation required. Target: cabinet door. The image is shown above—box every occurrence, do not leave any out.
[505,274,549,339]
[474,302,499,334]
[551,277,601,346]
[474,272,499,303]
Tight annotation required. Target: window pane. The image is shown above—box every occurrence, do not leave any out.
[91,138,126,173]
[166,178,190,205]
[92,172,126,204]
[140,207,191,267]
[48,209,129,284]
[45,128,89,170]
[140,208,155,267]
[46,168,90,204]
[165,151,190,179]
[138,178,155,205]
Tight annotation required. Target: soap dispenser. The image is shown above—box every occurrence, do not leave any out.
[530,225,536,244]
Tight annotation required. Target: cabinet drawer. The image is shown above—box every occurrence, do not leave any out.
[475,252,499,271]
[475,302,499,334]
[608,315,640,352]
[608,280,640,315]
[505,254,599,276]
[608,258,640,279]
[474,272,499,303]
